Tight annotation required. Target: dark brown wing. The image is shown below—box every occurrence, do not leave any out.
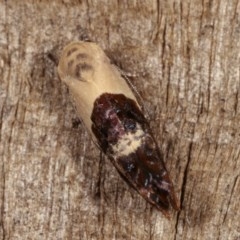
[91,93,179,218]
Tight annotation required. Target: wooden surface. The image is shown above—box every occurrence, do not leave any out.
[0,1,239,239]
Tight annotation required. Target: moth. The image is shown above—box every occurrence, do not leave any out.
[57,41,179,218]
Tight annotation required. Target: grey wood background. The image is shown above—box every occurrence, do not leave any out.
[0,1,239,239]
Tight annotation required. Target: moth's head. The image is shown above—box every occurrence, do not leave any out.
[57,41,107,84]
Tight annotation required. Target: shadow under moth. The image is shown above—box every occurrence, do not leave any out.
[57,41,179,218]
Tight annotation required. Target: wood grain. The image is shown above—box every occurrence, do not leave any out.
[0,1,239,239]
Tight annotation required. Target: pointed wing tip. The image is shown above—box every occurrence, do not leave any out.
[140,185,180,219]
[155,199,180,219]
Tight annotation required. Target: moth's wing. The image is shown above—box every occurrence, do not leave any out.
[108,137,179,219]
[106,96,179,218]
[91,92,179,218]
